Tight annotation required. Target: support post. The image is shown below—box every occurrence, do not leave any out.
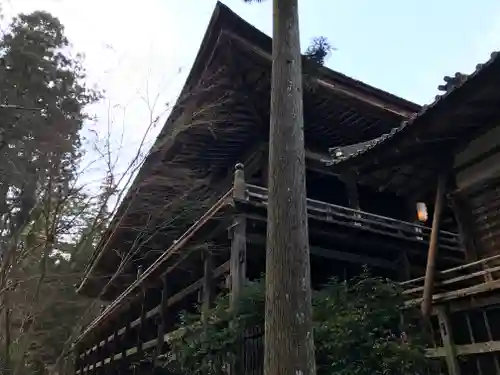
[398,250,412,281]
[108,330,115,368]
[421,172,447,319]
[81,349,86,374]
[230,163,247,311]
[156,275,168,362]
[137,289,147,356]
[122,318,131,365]
[202,250,214,326]
[229,163,247,375]
[344,173,360,210]
[482,310,500,373]
[436,305,461,375]
[464,313,483,375]
[450,192,479,263]
[74,346,80,374]
[94,340,100,375]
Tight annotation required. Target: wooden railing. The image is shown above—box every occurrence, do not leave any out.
[74,181,467,374]
[244,184,463,254]
[402,253,500,307]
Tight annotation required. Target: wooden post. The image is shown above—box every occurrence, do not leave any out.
[108,331,115,369]
[230,163,247,311]
[344,173,360,210]
[81,349,86,374]
[398,250,412,281]
[229,163,247,375]
[482,310,500,373]
[421,173,447,319]
[464,312,483,375]
[450,193,479,262]
[122,318,131,366]
[261,149,269,187]
[137,289,147,356]
[156,275,168,362]
[74,346,81,375]
[202,250,214,326]
[94,340,100,375]
[436,306,461,375]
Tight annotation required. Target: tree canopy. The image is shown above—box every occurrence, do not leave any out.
[0,10,105,375]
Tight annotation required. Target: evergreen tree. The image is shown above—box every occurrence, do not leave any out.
[0,11,100,375]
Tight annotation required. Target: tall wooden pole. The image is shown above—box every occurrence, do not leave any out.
[421,173,447,319]
[230,163,247,311]
[264,1,316,375]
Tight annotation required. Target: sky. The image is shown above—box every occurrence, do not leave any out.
[2,0,500,188]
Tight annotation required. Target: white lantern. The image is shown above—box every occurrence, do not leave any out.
[416,202,428,223]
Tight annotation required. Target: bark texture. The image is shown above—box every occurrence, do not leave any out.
[264,1,316,375]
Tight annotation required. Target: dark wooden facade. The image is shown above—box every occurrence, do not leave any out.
[329,50,500,374]
[72,3,500,375]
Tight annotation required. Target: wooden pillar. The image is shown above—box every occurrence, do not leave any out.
[108,332,115,371]
[398,200,420,280]
[421,173,447,319]
[398,251,412,281]
[482,310,500,373]
[464,312,483,375]
[156,275,168,362]
[202,251,214,325]
[94,341,100,375]
[344,173,360,210]
[74,346,81,375]
[122,318,131,368]
[137,289,147,356]
[450,192,479,262]
[114,329,121,373]
[230,163,247,311]
[436,305,461,375]
[81,349,86,374]
[261,149,269,187]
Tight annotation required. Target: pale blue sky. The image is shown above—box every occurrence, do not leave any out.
[3,0,500,188]
[215,0,500,104]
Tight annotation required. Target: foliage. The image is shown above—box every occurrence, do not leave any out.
[0,10,103,375]
[167,273,440,375]
[304,37,334,66]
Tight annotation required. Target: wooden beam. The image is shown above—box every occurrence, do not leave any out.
[422,172,448,319]
[436,305,461,375]
[447,293,500,313]
[246,234,397,270]
[403,263,500,296]
[427,340,500,357]
[221,30,415,118]
[230,163,247,311]
[406,279,500,307]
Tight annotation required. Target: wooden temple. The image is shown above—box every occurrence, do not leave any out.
[72,2,500,375]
